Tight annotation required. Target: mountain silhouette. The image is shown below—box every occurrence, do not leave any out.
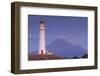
[47,38,87,58]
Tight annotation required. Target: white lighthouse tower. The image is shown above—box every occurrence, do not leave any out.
[38,21,46,55]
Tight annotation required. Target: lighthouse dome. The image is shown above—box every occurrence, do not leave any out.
[39,21,45,30]
[40,21,45,24]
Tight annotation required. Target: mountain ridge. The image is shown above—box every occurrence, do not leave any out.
[46,38,87,58]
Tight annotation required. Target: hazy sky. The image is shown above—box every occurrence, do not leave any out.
[28,15,88,53]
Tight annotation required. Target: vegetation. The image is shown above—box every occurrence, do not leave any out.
[81,54,88,58]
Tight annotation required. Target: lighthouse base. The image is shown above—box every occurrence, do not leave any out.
[39,50,46,55]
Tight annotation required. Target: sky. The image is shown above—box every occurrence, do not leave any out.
[28,15,88,53]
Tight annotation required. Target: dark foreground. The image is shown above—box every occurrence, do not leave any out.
[28,54,64,60]
[28,53,88,60]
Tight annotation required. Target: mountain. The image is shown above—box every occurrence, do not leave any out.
[46,38,87,58]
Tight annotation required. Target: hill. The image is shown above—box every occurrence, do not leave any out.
[47,38,87,58]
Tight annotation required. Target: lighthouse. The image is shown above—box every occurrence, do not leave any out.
[38,21,46,55]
